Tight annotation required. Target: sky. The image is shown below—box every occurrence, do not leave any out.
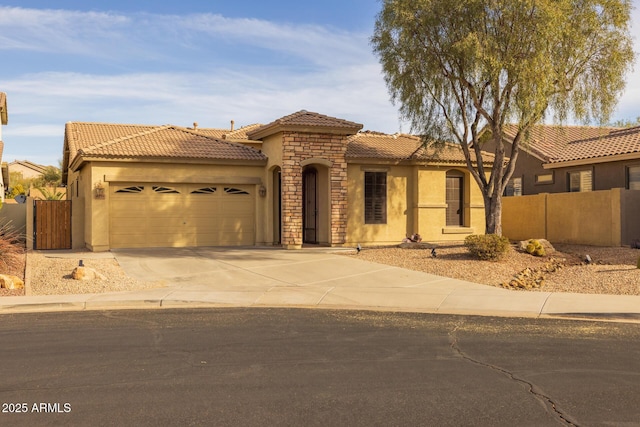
[1,0,640,167]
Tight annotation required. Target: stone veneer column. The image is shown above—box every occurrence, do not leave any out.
[280,131,348,248]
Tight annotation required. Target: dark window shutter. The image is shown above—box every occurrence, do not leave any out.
[364,172,387,224]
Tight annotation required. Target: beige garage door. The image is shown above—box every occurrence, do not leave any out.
[109,183,255,249]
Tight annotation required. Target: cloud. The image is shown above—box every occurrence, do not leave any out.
[0,6,370,68]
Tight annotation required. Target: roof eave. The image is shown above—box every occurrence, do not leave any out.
[543,152,640,169]
[69,154,268,172]
[248,123,363,140]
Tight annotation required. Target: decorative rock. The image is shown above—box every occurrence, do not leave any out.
[399,242,434,250]
[0,274,25,290]
[71,266,106,281]
[518,239,555,254]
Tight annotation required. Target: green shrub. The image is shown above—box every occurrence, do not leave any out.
[464,234,510,261]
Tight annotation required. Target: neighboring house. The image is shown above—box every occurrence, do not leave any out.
[8,159,48,180]
[0,92,7,202]
[62,110,494,251]
[481,124,640,195]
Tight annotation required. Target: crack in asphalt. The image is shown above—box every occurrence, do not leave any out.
[448,323,578,426]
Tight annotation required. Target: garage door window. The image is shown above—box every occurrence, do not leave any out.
[191,187,217,194]
[116,186,144,193]
[153,186,180,194]
[225,187,250,195]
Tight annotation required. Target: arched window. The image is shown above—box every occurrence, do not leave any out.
[446,170,464,226]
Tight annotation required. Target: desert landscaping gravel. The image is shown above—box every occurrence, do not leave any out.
[1,243,639,297]
[347,243,640,295]
[25,252,163,296]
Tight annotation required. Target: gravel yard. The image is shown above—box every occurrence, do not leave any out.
[346,243,640,295]
[0,251,163,297]
[1,243,639,297]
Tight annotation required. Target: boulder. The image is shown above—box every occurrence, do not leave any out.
[0,274,25,290]
[518,239,555,254]
[71,266,106,281]
[399,242,434,250]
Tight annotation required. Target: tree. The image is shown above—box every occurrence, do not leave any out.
[372,0,634,235]
[39,166,61,186]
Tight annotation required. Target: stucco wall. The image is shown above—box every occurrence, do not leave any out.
[346,164,486,246]
[502,194,547,241]
[346,164,413,245]
[502,189,639,246]
[0,202,27,233]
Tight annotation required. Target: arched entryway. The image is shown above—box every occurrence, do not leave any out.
[272,166,282,245]
[302,167,318,243]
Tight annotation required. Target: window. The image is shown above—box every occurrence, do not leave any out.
[115,186,144,193]
[152,186,179,194]
[364,172,386,224]
[535,173,553,184]
[628,166,640,190]
[568,170,592,192]
[504,177,522,196]
[191,187,217,194]
[446,170,464,226]
[224,187,249,195]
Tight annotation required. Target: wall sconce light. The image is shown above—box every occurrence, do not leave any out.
[94,182,105,199]
[259,185,267,197]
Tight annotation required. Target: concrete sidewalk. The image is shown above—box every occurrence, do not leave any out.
[2,247,639,322]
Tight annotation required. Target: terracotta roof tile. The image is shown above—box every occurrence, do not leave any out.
[247,110,363,139]
[549,125,640,163]
[501,124,617,161]
[196,123,264,141]
[65,122,266,164]
[347,132,494,164]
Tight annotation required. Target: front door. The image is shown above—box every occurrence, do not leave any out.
[303,168,317,243]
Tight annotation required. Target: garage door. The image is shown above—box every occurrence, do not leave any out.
[109,183,255,249]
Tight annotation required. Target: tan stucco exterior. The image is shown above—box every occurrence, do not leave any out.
[502,189,640,246]
[63,112,492,251]
[345,163,486,246]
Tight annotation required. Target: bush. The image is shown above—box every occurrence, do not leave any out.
[0,221,25,274]
[464,234,510,261]
[525,239,546,257]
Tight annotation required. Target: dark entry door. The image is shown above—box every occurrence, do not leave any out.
[303,168,317,243]
[446,175,463,226]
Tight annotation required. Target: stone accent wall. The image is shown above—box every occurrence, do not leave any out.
[281,131,349,247]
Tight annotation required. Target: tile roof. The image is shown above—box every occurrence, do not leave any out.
[346,132,494,164]
[8,160,48,173]
[65,122,266,167]
[548,125,640,163]
[197,123,264,141]
[247,110,363,139]
[501,124,618,161]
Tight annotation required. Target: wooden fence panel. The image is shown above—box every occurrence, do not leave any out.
[34,200,72,250]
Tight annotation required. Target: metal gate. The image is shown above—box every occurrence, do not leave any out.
[34,200,72,250]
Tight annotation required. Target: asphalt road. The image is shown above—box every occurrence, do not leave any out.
[1,309,639,426]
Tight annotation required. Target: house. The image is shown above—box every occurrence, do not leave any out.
[484,124,640,195]
[61,110,493,251]
[488,123,640,247]
[8,160,48,180]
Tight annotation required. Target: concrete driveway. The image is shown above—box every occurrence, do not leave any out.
[112,246,484,291]
[3,246,640,320]
[110,246,510,313]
